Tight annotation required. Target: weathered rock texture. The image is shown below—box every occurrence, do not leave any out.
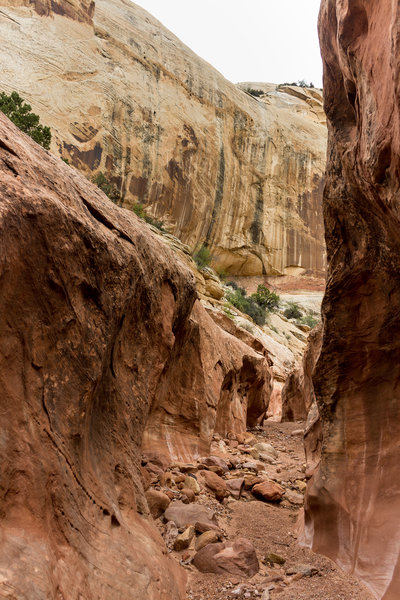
[304,2,400,599]
[281,324,322,421]
[142,300,272,462]
[7,0,95,22]
[0,114,187,598]
[0,114,270,597]
[0,0,326,277]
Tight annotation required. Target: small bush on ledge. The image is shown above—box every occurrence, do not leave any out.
[92,172,121,204]
[193,244,212,269]
[301,314,319,329]
[226,286,266,326]
[283,301,303,320]
[251,285,280,311]
[132,202,165,231]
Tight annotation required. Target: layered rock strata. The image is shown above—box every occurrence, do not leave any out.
[304,2,400,599]
[0,0,326,277]
[0,114,270,598]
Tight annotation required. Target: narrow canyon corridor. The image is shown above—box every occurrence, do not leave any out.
[1,0,400,598]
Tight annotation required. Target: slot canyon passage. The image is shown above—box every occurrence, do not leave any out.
[0,0,399,599]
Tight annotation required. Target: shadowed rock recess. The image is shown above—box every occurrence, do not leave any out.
[304,2,400,599]
[0,0,326,277]
[0,114,271,598]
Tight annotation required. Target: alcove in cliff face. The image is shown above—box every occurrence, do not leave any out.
[304,2,400,599]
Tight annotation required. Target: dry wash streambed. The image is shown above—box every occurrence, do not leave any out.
[142,422,373,600]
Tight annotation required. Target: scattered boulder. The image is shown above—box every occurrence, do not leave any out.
[201,456,230,475]
[174,474,186,484]
[241,461,259,472]
[180,488,196,503]
[253,442,278,458]
[183,475,201,495]
[252,481,284,502]
[165,501,218,529]
[258,452,276,464]
[194,521,223,535]
[195,530,221,551]
[193,538,259,577]
[173,463,198,474]
[142,452,170,471]
[226,478,245,499]
[173,526,196,551]
[201,470,227,501]
[145,489,171,519]
[285,489,304,505]
[244,476,264,490]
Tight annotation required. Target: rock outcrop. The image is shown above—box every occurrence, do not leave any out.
[142,300,272,462]
[281,325,322,421]
[0,114,271,598]
[304,2,400,599]
[0,0,326,277]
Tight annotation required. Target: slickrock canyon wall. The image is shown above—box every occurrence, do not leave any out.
[0,114,271,598]
[0,0,326,277]
[304,2,400,599]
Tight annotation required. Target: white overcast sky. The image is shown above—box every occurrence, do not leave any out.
[134,0,323,88]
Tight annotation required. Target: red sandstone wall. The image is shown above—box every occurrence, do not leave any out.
[304,2,400,598]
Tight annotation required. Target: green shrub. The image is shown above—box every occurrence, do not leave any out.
[193,244,212,269]
[280,80,314,89]
[92,172,121,203]
[283,302,303,320]
[301,314,319,328]
[251,285,280,311]
[246,87,264,98]
[0,91,51,149]
[215,266,227,281]
[226,288,266,326]
[132,202,165,231]
[222,306,235,320]
[226,280,238,290]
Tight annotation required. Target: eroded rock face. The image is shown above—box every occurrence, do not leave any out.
[0,0,326,277]
[142,300,272,462]
[0,114,188,598]
[304,2,400,599]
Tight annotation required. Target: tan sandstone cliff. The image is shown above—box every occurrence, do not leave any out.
[0,113,272,598]
[304,2,400,599]
[0,0,326,277]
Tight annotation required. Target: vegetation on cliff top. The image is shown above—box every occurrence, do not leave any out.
[0,91,51,150]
